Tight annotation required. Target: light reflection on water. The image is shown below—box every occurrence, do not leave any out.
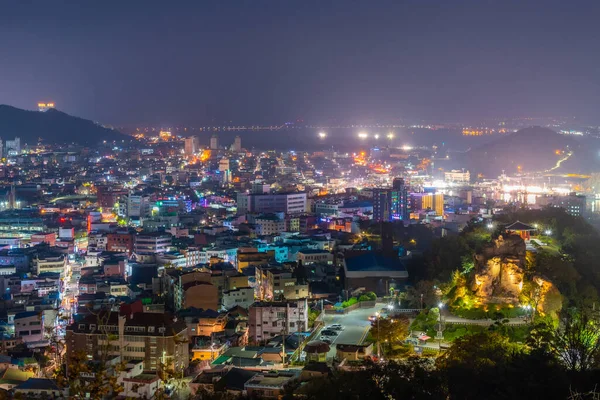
[490,191,539,205]
[591,200,600,214]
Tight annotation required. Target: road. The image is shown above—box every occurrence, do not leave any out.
[441,310,527,325]
[319,306,377,360]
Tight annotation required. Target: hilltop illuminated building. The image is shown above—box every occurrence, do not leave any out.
[38,102,55,112]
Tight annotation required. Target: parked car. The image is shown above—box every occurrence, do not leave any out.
[320,336,333,344]
[321,329,339,337]
[327,324,344,331]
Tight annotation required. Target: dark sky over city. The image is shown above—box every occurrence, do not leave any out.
[1,1,600,126]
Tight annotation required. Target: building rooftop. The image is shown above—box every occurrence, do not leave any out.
[14,378,61,391]
[245,371,299,389]
[505,221,537,231]
[304,341,330,354]
[250,300,305,308]
[123,373,159,383]
[298,249,330,254]
[68,311,186,336]
[344,252,407,273]
[215,367,258,392]
[14,311,39,320]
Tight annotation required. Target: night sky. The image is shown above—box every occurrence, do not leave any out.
[1,1,599,125]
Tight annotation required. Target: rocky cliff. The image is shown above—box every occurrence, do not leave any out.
[470,235,526,304]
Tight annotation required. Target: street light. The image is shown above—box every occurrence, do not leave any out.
[545,229,552,236]
[387,133,394,139]
[318,132,327,139]
[487,223,494,230]
[358,132,368,139]
[436,303,444,352]
[374,134,380,140]
[375,311,381,359]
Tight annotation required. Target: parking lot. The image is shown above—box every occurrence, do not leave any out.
[318,306,377,360]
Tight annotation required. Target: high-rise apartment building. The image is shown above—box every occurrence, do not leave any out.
[5,137,20,156]
[66,312,188,371]
[134,232,172,255]
[184,136,199,156]
[410,193,444,216]
[248,300,308,343]
[236,192,307,214]
[232,135,242,152]
[372,179,409,222]
[125,194,151,218]
[210,134,219,150]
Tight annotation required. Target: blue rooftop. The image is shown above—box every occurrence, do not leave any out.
[345,253,407,273]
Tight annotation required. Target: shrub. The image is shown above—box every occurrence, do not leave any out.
[342,297,358,308]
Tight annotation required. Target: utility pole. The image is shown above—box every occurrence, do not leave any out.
[436,303,445,353]
[376,311,381,359]
[282,303,288,367]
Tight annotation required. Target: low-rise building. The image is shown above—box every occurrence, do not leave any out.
[335,343,374,361]
[118,360,160,398]
[248,300,308,343]
[30,232,57,246]
[296,249,333,265]
[222,287,254,310]
[33,253,66,275]
[238,251,274,271]
[244,370,299,399]
[343,251,408,296]
[134,231,172,255]
[14,311,44,344]
[13,378,64,399]
[66,312,188,371]
[165,269,219,312]
[254,215,286,236]
[107,231,135,254]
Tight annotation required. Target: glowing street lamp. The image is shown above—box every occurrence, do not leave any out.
[358,132,368,139]
[318,132,327,139]
[487,223,494,230]
[387,133,394,139]
[544,229,552,236]
[374,134,380,139]
[375,311,381,359]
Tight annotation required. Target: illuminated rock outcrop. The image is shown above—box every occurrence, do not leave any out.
[470,235,526,304]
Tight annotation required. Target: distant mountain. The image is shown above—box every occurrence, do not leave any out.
[464,126,595,178]
[0,105,128,145]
